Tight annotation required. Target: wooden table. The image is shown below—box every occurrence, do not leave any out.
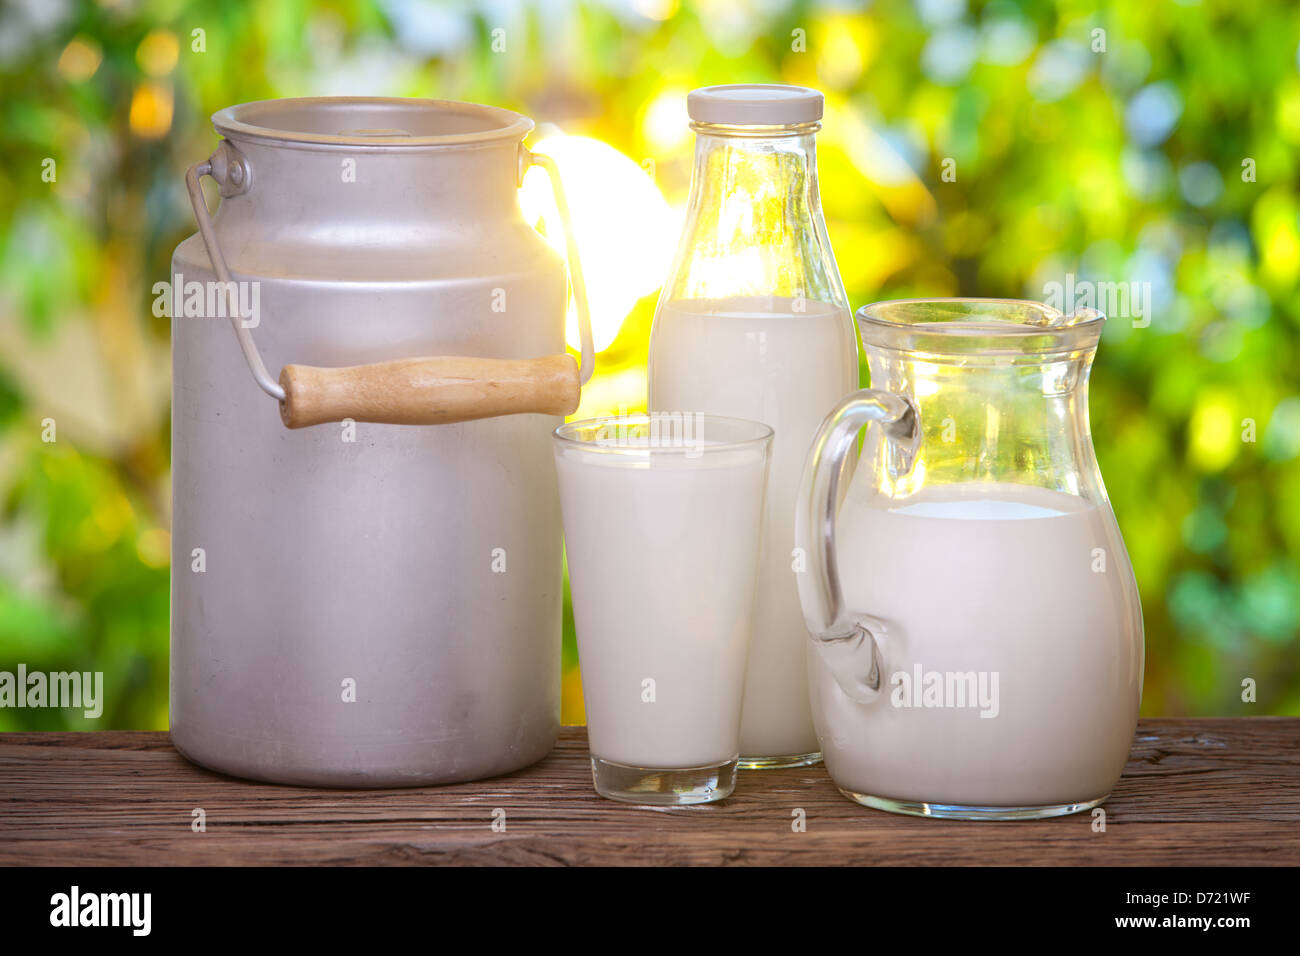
[1,718,1295,866]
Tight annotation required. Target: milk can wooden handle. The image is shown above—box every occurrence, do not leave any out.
[187,142,596,426]
[278,354,581,429]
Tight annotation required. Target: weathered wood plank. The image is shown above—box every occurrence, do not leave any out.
[0,719,1295,866]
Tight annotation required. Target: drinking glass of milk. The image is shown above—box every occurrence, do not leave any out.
[795,298,1144,820]
[648,84,858,769]
[554,413,773,804]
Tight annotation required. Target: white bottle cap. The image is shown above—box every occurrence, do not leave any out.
[687,84,824,126]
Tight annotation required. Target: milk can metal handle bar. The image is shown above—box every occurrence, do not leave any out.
[529,150,594,386]
[794,389,919,702]
[183,149,285,401]
[183,142,595,428]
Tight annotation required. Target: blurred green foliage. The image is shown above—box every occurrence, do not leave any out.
[1,0,1297,729]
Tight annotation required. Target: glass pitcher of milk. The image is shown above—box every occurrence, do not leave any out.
[648,84,857,769]
[796,298,1144,819]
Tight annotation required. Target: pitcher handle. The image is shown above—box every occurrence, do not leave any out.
[795,389,918,702]
[183,142,593,426]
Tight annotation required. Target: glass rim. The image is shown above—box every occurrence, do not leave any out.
[553,412,774,456]
[856,297,1107,355]
[858,297,1106,335]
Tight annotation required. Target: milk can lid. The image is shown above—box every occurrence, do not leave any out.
[687,84,824,126]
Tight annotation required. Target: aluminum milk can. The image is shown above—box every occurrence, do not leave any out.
[169,96,593,787]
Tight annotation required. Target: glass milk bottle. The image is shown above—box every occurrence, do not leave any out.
[648,85,857,768]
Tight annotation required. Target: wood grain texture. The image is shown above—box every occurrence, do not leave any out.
[278,353,580,428]
[0,719,1296,866]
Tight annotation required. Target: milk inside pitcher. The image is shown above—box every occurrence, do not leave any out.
[648,85,857,767]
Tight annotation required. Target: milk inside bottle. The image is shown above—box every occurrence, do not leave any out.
[648,85,857,767]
